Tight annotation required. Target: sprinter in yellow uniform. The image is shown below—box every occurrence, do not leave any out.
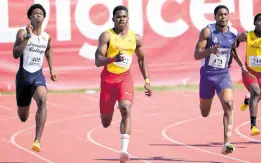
[95,5,152,163]
[232,13,261,136]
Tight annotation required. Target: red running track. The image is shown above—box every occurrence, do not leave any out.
[0,89,260,163]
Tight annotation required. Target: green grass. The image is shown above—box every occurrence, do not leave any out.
[0,84,245,95]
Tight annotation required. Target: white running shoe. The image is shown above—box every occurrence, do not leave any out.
[222,143,235,155]
[120,151,130,163]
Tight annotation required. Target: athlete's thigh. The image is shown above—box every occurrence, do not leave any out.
[100,79,117,115]
[255,72,261,89]
[117,76,134,104]
[16,83,32,108]
[199,76,215,100]
[242,71,259,91]
[32,75,47,103]
[216,73,233,95]
[199,76,215,116]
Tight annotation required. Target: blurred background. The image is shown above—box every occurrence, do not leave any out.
[0,0,261,92]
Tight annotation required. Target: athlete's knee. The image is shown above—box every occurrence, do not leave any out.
[36,96,46,109]
[250,87,260,98]
[119,104,131,119]
[19,115,28,122]
[199,104,211,117]
[200,108,210,117]
[102,121,111,128]
[17,107,30,122]
[100,114,113,128]
[222,100,233,113]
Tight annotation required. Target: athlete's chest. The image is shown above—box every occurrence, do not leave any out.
[25,35,48,55]
[211,32,236,48]
[109,35,136,53]
[205,33,235,69]
[248,37,261,50]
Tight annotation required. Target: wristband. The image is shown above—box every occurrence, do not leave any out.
[24,33,31,39]
[109,58,114,63]
[145,78,150,83]
[25,29,31,38]
[241,66,246,69]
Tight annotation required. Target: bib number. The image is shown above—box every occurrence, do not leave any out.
[249,56,261,67]
[208,53,227,68]
[113,54,132,69]
[25,54,42,66]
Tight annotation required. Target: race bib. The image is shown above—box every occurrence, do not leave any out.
[249,56,261,67]
[25,54,42,66]
[113,54,132,69]
[208,53,227,68]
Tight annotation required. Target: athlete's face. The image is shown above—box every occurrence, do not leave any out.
[29,8,44,27]
[113,10,129,30]
[254,15,261,32]
[215,8,229,26]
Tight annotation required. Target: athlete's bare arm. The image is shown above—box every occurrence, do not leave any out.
[237,31,248,43]
[229,32,247,66]
[45,36,56,81]
[194,27,218,60]
[13,29,30,59]
[135,34,152,96]
[231,37,245,68]
[45,37,54,71]
[231,34,255,78]
[135,34,150,80]
[95,32,112,67]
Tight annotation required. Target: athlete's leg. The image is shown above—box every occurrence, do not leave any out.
[240,93,250,111]
[118,78,133,135]
[16,84,32,122]
[216,74,234,155]
[118,100,132,154]
[242,72,261,135]
[31,76,47,152]
[118,100,132,133]
[199,77,215,117]
[99,79,116,128]
[217,89,234,143]
[100,114,114,128]
[117,76,134,163]
[33,86,47,142]
[248,83,260,128]
[199,98,213,117]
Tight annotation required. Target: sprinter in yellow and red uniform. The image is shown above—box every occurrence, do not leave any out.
[231,13,261,136]
[94,5,152,163]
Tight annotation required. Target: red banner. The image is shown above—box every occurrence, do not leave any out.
[0,0,261,91]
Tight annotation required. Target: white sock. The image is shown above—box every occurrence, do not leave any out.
[224,142,232,147]
[120,134,130,153]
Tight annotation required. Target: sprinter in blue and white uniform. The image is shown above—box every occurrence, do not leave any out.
[194,5,238,155]
[13,3,56,152]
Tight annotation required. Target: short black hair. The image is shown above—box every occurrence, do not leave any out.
[27,4,46,19]
[113,5,128,17]
[254,13,261,24]
[214,5,229,15]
